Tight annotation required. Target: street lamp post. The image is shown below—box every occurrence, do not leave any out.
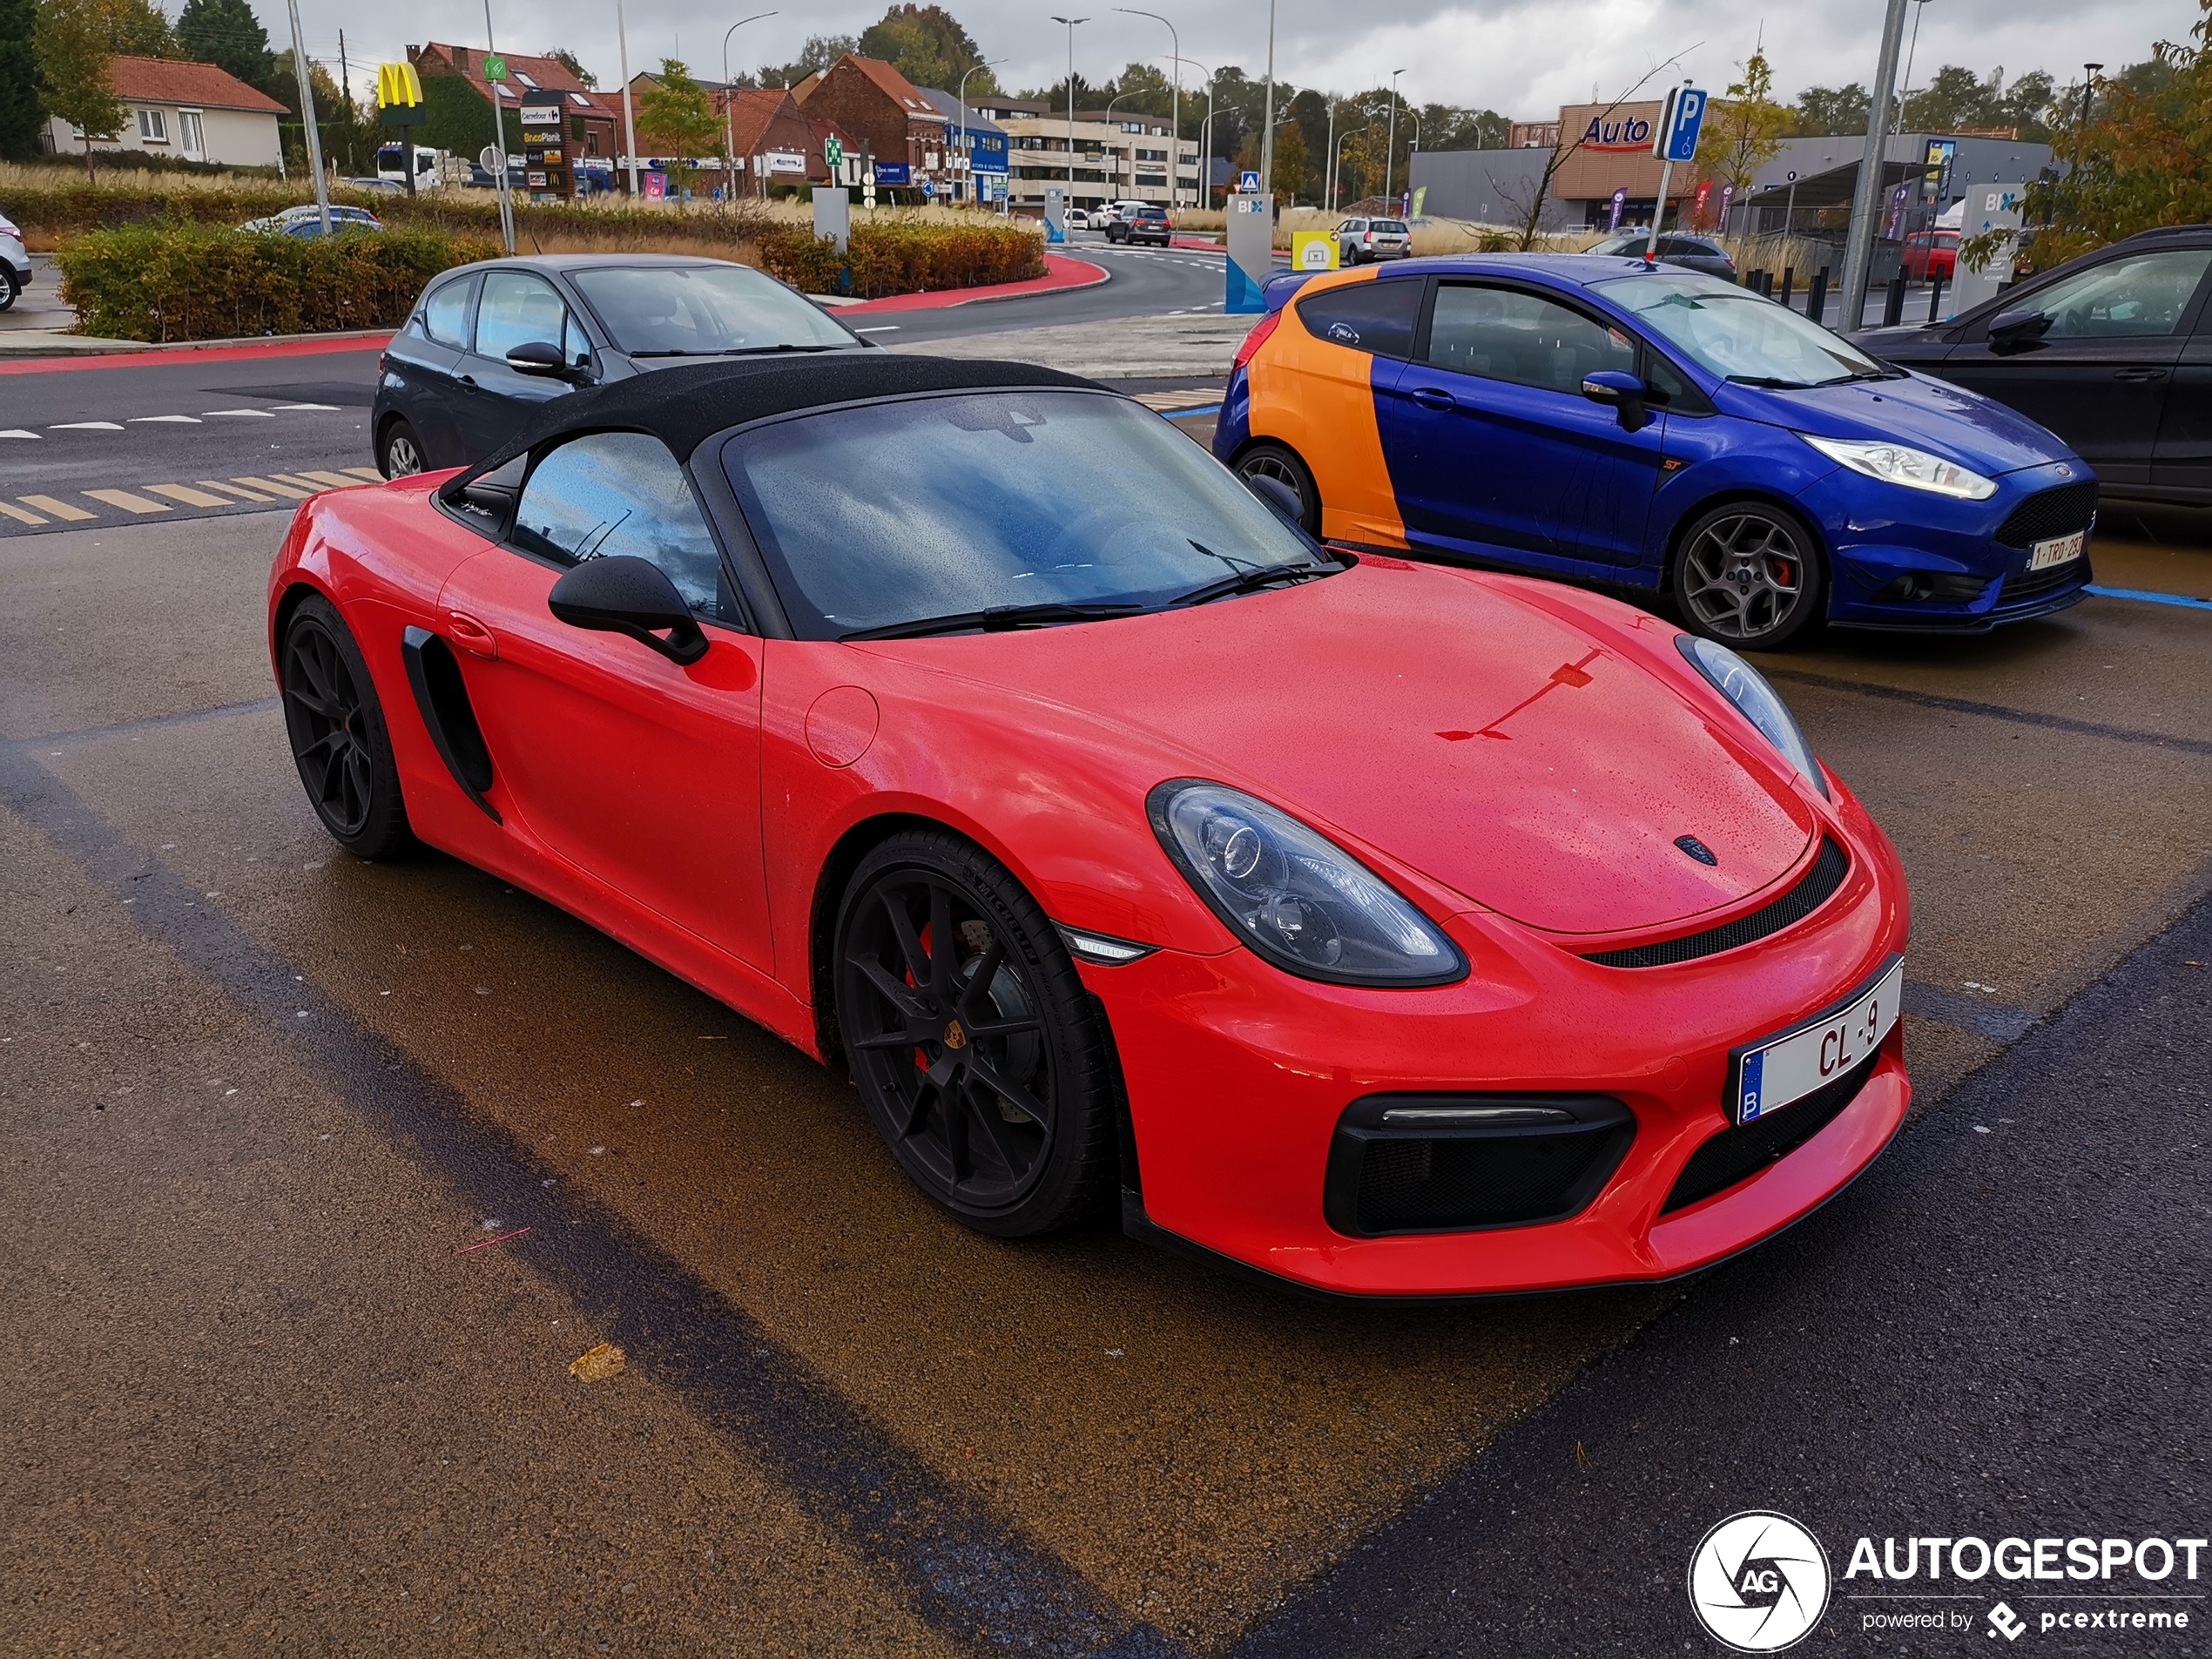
[1115,10,1180,207]
[1052,16,1089,206]
[1258,0,1277,206]
[1332,122,1366,214]
[722,11,778,204]
[2080,62,2102,150]
[1104,89,1138,195]
[1385,68,1402,206]
[1895,0,1932,139]
[1169,54,1212,210]
[1840,0,1912,332]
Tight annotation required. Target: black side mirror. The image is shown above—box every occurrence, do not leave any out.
[1986,308,2052,354]
[1581,369,1651,433]
[506,340,592,383]
[546,556,708,664]
[1244,471,1305,527]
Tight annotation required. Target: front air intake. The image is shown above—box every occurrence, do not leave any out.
[1324,1094,1635,1237]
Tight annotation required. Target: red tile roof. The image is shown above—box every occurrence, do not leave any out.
[827,54,945,119]
[411,44,615,116]
[106,55,287,115]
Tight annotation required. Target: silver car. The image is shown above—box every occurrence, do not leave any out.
[0,206,30,311]
[1337,217,1411,263]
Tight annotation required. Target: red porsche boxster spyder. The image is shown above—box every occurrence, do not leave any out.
[268,354,1910,1298]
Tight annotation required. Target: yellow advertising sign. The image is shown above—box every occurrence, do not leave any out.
[376,62,423,108]
[1291,230,1340,273]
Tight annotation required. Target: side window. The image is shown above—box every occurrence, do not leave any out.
[475,272,589,367]
[1425,283,1636,394]
[422,275,475,347]
[1641,349,1710,415]
[1295,278,1422,358]
[2021,249,2212,341]
[511,432,737,623]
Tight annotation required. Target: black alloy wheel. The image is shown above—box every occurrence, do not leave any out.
[1672,502,1825,650]
[834,831,1116,1237]
[279,596,415,859]
[379,418,426,480]
[1234,442,1323,536]
[0,267,18,312]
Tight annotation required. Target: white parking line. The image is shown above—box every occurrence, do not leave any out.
[269,402,341,411]
[51,421,123,431]
[201,409,279,419]
[129,415,203,423]
[0,429,38,440]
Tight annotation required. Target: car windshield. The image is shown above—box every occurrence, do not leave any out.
[1593,271,1888,387]
[722,390,1330,638]
[569,264,859,356]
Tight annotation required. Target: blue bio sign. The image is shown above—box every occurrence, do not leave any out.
[1654,85,1708,163]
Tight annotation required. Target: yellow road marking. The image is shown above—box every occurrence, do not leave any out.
[83,489,172,514]
[341,467,388,483]
[232,475,311,499]
[294,469,366,489]
[199,480,274,502]
[20,494,95,522]
[144,483,233,509]
[0,500,47,525]
[266,474,326,492]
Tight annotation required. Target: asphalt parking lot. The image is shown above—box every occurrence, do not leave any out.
[3,397,2208,1653]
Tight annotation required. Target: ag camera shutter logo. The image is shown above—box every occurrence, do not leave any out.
[1689,1511,1832,1651]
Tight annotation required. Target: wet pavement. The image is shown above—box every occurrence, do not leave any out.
[3,475,2209,1653]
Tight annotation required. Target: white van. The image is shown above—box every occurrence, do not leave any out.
[376,145,448,193]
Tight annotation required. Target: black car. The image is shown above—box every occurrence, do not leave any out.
[1853,225,2212,504]
[1582,232,1737,280]
[374,254,868,478]
[1104,205,1172,246]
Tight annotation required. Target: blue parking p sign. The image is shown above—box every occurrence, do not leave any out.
[1654,85,1708,162]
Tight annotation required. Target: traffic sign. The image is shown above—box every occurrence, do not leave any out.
[825,136,843,168]
[483,53,507,83]
[1653,85,1707,162]
[1238,169,1262,193]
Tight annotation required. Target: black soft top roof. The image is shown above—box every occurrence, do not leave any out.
[462,354,1104,482]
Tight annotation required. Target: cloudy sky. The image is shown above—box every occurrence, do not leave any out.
[300,0,2197,117]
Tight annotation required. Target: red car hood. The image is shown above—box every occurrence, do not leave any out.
[891,563,1817,936]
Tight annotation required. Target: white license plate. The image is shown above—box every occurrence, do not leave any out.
[2029,529,2085,570]
[1734,960,1904,1125]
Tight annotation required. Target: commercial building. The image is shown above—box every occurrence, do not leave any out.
[916,89,1008,206]
[40,56,284,168]
[965,96,1198,213]
[1411,98,2054,239]
[408,44,620,170]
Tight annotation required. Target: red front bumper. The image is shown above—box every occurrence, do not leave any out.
[1089,796,1912,1298]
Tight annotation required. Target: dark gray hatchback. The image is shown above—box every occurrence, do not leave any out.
[372,253,868,476]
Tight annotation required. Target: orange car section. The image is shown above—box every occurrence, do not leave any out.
[1243,266,1412,550]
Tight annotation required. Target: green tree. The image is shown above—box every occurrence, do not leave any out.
[1791,81,1870,135]
[637,57,720,164]
[36,0,123,179]
[1697,47,1791,223]
[177,0,269,84]
[1419,102,1509,152]
[541,46,595,88]
[0,0,42,161]
[859,4,989,93]
[96,0,177,55]
[757,34,853,90]
[1271,116,1305,201]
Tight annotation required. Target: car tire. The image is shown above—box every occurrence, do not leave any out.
[378,417,427,479]
[833,829,1118,1238]
[1671,501,1826,651]
[0,267,18,312]
[1234,442,1322,536]
[279,594,417,860]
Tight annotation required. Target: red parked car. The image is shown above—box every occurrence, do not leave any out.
[268,355,1911,1298]
[1901,228,1959,281]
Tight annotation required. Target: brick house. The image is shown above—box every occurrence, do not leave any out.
[40,56,284,167]
[792,53,946,191]
[408,44,620,168]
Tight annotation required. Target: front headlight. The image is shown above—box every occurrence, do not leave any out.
[1146,780,1467,987]
[1676,636,1830,799]
[1797,433,1998,500]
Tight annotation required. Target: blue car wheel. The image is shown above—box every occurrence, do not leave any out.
[1671,502,1825,651]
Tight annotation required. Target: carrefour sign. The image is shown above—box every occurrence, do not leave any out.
[1580,114,1653,151]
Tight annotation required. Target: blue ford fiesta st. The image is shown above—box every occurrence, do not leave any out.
[1215,254,2095,650]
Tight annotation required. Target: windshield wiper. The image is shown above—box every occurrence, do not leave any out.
[1170,563,1332,607]
[1725,374,1816,388]
[840,602,1143,641]
[626,343,847,358]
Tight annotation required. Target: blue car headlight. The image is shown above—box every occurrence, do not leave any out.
[1797,433,1998,501]
[1147,780,1467,986]
[1676,636,1830,799]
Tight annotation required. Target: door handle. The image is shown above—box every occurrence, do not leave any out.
[459,373,477,387]
[2113,367,2168,381]
[446,610,498,659]
[1410,387,1458,411]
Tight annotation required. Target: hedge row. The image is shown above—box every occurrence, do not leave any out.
[52,224,498,342]
[752,222,1045,298]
